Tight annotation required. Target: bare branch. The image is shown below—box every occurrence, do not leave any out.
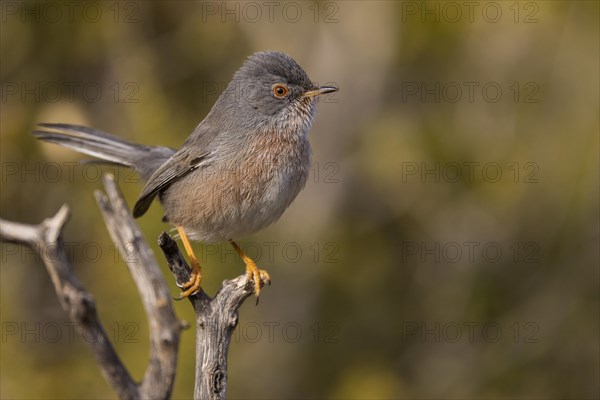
[95,174,184,399]
[158,233,270,400]
[0,205,139,399]
[1,174,270,400]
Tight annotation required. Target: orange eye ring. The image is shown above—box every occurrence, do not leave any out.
[272,84,289,98]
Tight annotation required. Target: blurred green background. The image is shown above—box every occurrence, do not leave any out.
[1,1,598,399]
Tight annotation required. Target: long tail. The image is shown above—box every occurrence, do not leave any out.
[32,123,175,181]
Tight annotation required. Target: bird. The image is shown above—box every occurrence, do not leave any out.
[33,51,338,300]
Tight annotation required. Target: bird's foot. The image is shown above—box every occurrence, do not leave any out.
[229,239,271,304]
[174,226,203,300]
[245,260,271,302]
[174,258,202,300]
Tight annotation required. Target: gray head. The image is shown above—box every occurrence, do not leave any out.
[207,51,337,133]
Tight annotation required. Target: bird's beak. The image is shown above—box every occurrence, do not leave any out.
[302,86,339,98]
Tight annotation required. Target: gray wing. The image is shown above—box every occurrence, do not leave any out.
[132,121,222,218]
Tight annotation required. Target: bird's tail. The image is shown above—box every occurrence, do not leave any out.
[32,123,175,181]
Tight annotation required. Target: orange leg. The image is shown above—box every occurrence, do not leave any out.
[229,240,271,300]
[174,226,202,300]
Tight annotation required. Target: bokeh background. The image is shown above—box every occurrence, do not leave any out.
[1,1,598,399]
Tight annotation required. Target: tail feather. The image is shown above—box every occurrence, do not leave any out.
[33,123,175,181]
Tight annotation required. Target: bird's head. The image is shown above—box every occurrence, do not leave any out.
[210,51,338,133]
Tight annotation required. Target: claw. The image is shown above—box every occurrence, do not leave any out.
[175,226,202,300]
[245,262,270,302]
[174,268,202,300]
[230,239,270,303]
[255,270,271,305]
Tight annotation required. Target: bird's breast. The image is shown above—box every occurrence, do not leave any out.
[163,131,311,242]
[233,132,311,227]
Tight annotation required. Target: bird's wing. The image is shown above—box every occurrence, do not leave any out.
[132,122,222,218]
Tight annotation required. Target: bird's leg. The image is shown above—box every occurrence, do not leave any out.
[174,226,202,299]
[229,240,271,300]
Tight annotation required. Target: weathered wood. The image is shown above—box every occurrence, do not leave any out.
[0,204,141,399]
[95,174,184,399]
[0,174,269,400]
[158,233,270,400]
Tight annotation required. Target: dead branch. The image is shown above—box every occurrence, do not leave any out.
[0,174,269,400]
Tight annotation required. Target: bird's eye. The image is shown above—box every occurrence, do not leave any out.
[272,84,289,98]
